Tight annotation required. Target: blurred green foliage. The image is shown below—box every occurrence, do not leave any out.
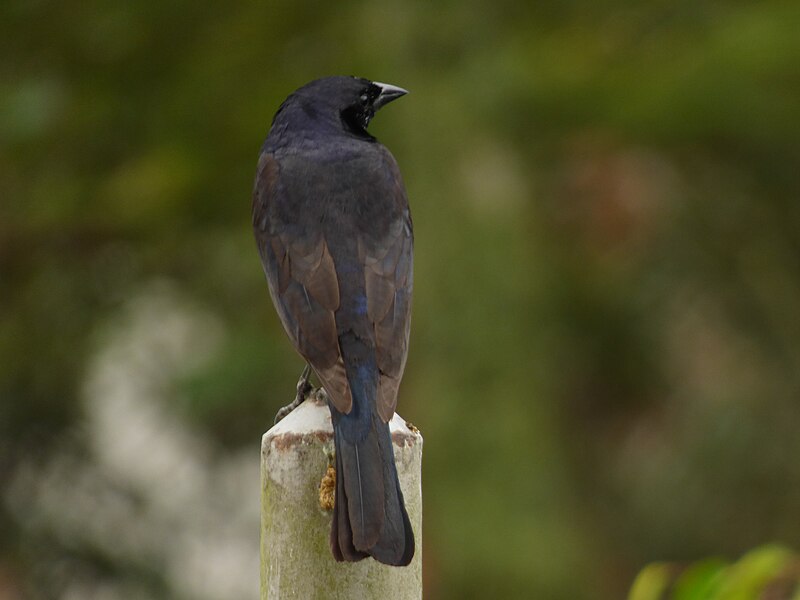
[2,0,800,598]
[629,545,800,599]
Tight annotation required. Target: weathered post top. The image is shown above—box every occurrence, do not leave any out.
[261,391,423,599]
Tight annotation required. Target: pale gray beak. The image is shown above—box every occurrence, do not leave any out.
[372,82,409,111]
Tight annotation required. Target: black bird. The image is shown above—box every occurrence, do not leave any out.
[252,76,414,566]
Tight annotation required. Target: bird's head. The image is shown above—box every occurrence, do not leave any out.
[271,76,408,141]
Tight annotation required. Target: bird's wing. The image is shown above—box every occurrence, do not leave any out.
[360,152,414,423]
[253,152,353,413]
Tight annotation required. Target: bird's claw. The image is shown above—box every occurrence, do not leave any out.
[274,364,313,424]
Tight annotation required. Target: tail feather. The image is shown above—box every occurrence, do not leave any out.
[327,344,414,567]
[329,408,414,566]
[330,433,369,562]
[335,421,385,550]
[365,417,415,566]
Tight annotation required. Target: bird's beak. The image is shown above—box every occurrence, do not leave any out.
[372,82,408,111]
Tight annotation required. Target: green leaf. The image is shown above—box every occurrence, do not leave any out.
[673,558,728,600]
[712,545,792,600]
[629,563,673,600]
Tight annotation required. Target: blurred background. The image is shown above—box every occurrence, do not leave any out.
[2,1,800,598]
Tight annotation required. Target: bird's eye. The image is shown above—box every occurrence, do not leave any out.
[359,93,369,105]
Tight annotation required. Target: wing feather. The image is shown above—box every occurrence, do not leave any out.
[253,152,352,414]
[361,154,413,422]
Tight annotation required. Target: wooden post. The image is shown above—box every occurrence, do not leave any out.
[260,391,423,599]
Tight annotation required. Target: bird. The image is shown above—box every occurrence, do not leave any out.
[252,76,414,566]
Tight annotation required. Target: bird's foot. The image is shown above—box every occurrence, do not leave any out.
[312,386,329,404]
[274,364,313,424]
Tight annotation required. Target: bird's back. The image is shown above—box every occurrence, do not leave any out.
[254,133,413,421]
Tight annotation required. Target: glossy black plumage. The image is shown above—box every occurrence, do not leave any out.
[252,76,414,566]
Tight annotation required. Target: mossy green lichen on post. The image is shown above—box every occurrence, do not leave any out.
[260,392,422,599]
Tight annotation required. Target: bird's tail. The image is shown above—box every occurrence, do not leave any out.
[328,372,414,566]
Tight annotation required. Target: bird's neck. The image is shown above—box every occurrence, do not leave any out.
[266,102,375,152]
